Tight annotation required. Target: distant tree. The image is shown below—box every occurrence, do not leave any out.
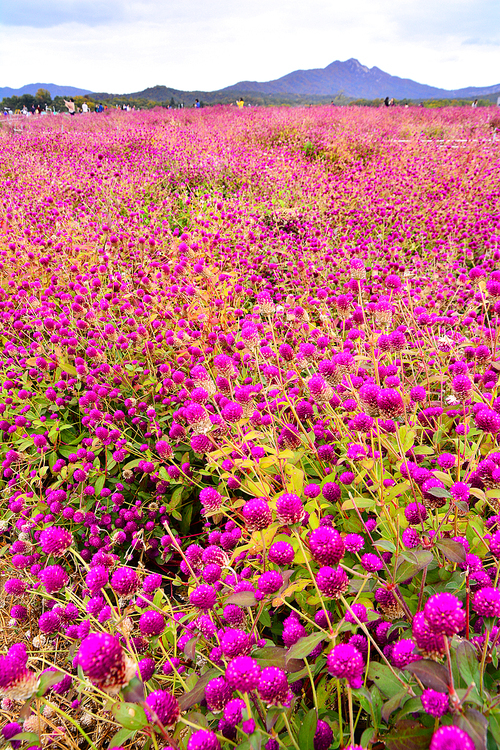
[35,88,52,106]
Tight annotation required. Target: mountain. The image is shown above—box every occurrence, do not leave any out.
[220,58,500,101]
[0,83,92,99]
[4,60,500,105]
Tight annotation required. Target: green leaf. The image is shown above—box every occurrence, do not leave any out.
[396,696,425,720]
[488,712,500,744]
[382,690,408,723]
[121,677,144,702]
[395,550,434,583]
[10,733,41,746]
[427,486,451,499]
[437,539,467,563]
[367,663,405,699]
[180,502,193,535]
[455,640,480,691]
[226,591,257,607]
[298,709,318,750]
[109,727,136,748]
[111,702,148,730]
[36,670,65,697]
[399,426,416,453]
[253,647,304,673]
[286,632,325,662]
[385,719,433,750]
[456,709,488,750]
[405,660,449,692]
[178,668,220,710]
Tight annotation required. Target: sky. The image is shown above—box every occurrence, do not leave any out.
[0,0,499,93]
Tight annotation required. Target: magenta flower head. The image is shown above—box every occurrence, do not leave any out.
[258,666,289,705]
[308,527,345,565]
[77,632,134,694]
[316,566,349,598]
[42,667,72,695]
[257,570,283,595]
[473,587,500,617]
[421,688,449,717]
[313,720,334,750]
[225,656,261,692]
[390,638,421,668]
[187,730,221,750]
[39,526,73,556]
[268,541,294,565]
[326,643,364,688]
[424,593,465,636]
[200,488,223,513]
[144,689,180,727]
[220,629,252,658]
[110,567,139,597]
[143,573,162,594]
[39,565,68,594]
[2,722,23,749]
[430,725,474,750]
[139,610,165,636]
[0,644,38,701]
[242,497,272,531]
[4,579,26,596]
[412,612,445,658]
[190,584,217,611]
[205,677,233,713]
[85,565,109,594]
[276,493,305,525]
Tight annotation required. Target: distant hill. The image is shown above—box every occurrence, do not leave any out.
[221,58,500,100]
[0,83,92,99]
[4,61,500,106]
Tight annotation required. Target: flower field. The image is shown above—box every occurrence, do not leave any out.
[0,105,500,750]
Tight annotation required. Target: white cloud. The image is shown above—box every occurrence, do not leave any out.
[0,0,498,93]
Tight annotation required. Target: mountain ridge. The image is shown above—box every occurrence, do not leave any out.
[3,59,500,104]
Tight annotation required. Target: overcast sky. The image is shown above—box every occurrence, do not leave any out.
[0,0,499,93]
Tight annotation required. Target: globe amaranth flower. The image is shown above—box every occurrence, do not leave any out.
[4,578,26,596]
[224,698,246,725]
[139,610,165,636]
[0,644,38,701]
[242,497,272,531]
[39,610,62,634]
[345,603,368,624]
[223,604,245,627]
[142,573,162,594]
[404,502,428,525]
[77,632,135,694]
[220,629,252,658]
[137,657,156,682]
[144,689,180,727]
[326,644,364,688]
[257,570,283,595]
[308,526,345,565]
[2,722,23,750]
[110,567,139,597]
[424,593,465,636]
[473,586,500,617]
[412,612,445,658]
[258,666,289,705]
[429,725,474,750]
[39,526,73,555]
[283,618,307,647]
[200,488,223,513]
[360,553,384,572]
[85,565,109,594]
[187,730,221,750]
[314,720,334,750]
[39,565,68,594]
[343,533,364,553]
[316,566,349,598]
[205,677,233,713]
[276,493,305,525]
[190,584,217,611]
[225,656,261,692]
[389,639,421,668]
[421,688,449,717]
[268,540,294,565]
